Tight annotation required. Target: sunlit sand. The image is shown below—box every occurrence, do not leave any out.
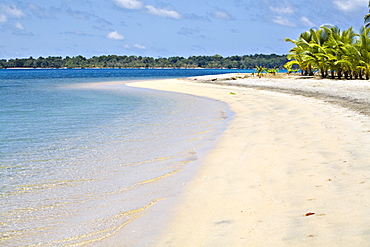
[128,75,370,246]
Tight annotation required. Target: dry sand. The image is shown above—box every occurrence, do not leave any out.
[128,75,370,246]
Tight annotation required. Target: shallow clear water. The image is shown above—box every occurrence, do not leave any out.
[0,69,239,246]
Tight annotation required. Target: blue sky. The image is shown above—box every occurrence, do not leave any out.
[0,0,368,59]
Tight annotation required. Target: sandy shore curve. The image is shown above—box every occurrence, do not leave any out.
[127,75,370,246]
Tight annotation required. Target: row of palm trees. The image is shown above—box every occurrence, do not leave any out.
[285,1,370,80]
[284,25,370,80]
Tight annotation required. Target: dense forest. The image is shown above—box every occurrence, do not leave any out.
[0,54,287,69]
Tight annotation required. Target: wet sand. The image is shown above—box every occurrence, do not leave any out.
[128,75,370,246]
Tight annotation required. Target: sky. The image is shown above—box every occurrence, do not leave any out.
[0,0,368,59]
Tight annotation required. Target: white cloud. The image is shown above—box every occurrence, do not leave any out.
[269,6,295,15]
[14,21,24,30]
[134,44,146,49]
[321,23,335,28]
[107,31,125,40]
[112,0,182,19]
[0,14,7,22]
[333,0,367,12]
[113,0,143,9]
[145,5,182,19]
[301,16,315,27]
[272,16,296,27]
[1,4,26,18]
[212,10,231,20]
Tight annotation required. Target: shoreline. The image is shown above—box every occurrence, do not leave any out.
[184,73,370,116]
[127,75,370,246]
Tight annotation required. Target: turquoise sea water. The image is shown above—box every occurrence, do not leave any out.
[0,69,245,246]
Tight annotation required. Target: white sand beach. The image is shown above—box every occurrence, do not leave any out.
[127,75,370,246]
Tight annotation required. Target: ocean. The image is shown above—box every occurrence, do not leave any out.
[0,68,247,246]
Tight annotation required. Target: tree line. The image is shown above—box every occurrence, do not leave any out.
[285,2,370,79]
[0,54,288,69]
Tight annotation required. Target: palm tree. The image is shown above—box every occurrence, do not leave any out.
[285,25,364,79]
[357,27,370,79]
[365,1,370,28]
[322,26,358,79]
[285,31,315,76]
[306,28,331,78]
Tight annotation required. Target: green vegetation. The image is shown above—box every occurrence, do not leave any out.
[285,26,370,79]
[365,1,370,28]
[285,2,370,80]
[0,54,287,69]
[254,66,279,77]
[255,66,267,77]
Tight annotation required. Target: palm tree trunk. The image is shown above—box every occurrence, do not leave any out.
[337,69,342,79]
[320,69,325,78]
[343,71,349,79]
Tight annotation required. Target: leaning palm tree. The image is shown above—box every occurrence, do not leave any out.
[365,1,370,28]
[285,31,316,75]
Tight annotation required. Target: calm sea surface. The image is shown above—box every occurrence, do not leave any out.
[0,69,247,246]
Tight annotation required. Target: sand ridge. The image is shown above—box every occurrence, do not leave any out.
[128,77,370,246]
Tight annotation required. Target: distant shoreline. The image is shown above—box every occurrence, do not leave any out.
[0,54,288,70]
[0,67,240,70]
